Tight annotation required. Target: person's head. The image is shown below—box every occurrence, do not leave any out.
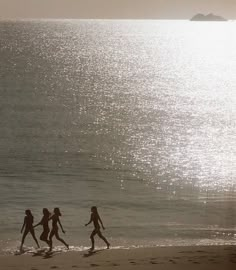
[25,209,32,216]
[91,206,98,214]
[43,208,50,217]
[54,207,61,216]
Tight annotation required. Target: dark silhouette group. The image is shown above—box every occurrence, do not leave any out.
[20,206,110,252]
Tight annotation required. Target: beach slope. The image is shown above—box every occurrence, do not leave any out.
[1,245,236,270]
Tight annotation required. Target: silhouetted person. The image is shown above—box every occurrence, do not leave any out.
[48,208,69,252]
[85,206,110,251]
[34,208,51,247]
[20,209,40,251]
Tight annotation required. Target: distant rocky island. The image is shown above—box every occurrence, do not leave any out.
[190,13,227,21]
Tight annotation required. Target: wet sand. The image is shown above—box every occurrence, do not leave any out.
[1,245,236,270]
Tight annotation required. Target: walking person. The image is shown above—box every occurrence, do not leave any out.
[48,208,69,252]
[20,209,40,251]
[34,208,51,247]
[85,206,110,251]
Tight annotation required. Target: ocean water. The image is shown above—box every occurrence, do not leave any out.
[0,20,236,254]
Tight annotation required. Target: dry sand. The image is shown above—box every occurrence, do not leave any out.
[1,245,236,270]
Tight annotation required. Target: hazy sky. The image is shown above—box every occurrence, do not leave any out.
[0,0,235,19]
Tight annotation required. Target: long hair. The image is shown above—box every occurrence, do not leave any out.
[25,209,33,217]
[54,207,62,216]
[91,206,98,215]
[43,208,50,218]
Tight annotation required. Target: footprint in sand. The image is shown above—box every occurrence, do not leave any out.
[209,258,215,262]
[196,250,206,253]
[150,261,158,264]
[90,263,99,267]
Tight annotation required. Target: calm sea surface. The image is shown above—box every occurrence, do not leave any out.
[0,20,236,254]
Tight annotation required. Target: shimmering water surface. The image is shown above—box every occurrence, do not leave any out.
[0,20,236,254]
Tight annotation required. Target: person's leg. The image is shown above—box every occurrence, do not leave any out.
[30,229,40,248]
[20,229,29,250]
[90,230,97,250]
[40,232,44,241]
[55,230,69,249]
[97,231,110,249]
[44,231,50,246]
[48,230,55,251]
[40,231,50,246]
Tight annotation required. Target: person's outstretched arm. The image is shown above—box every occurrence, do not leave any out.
[21,217,26,233]
[33,218,43,228]
[85,214,93,226]
[98,214,105,230]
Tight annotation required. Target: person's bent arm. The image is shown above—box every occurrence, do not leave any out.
[58,218,65,233]
[98,214,105,230]
[85,214,93,226]
[21,218,26,233]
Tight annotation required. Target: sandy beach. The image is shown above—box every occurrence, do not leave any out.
[1,245,236,270]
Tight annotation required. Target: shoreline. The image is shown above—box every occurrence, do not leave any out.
[1,245,236,269]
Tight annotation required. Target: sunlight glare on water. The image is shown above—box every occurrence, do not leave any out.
[125,21,236,194]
